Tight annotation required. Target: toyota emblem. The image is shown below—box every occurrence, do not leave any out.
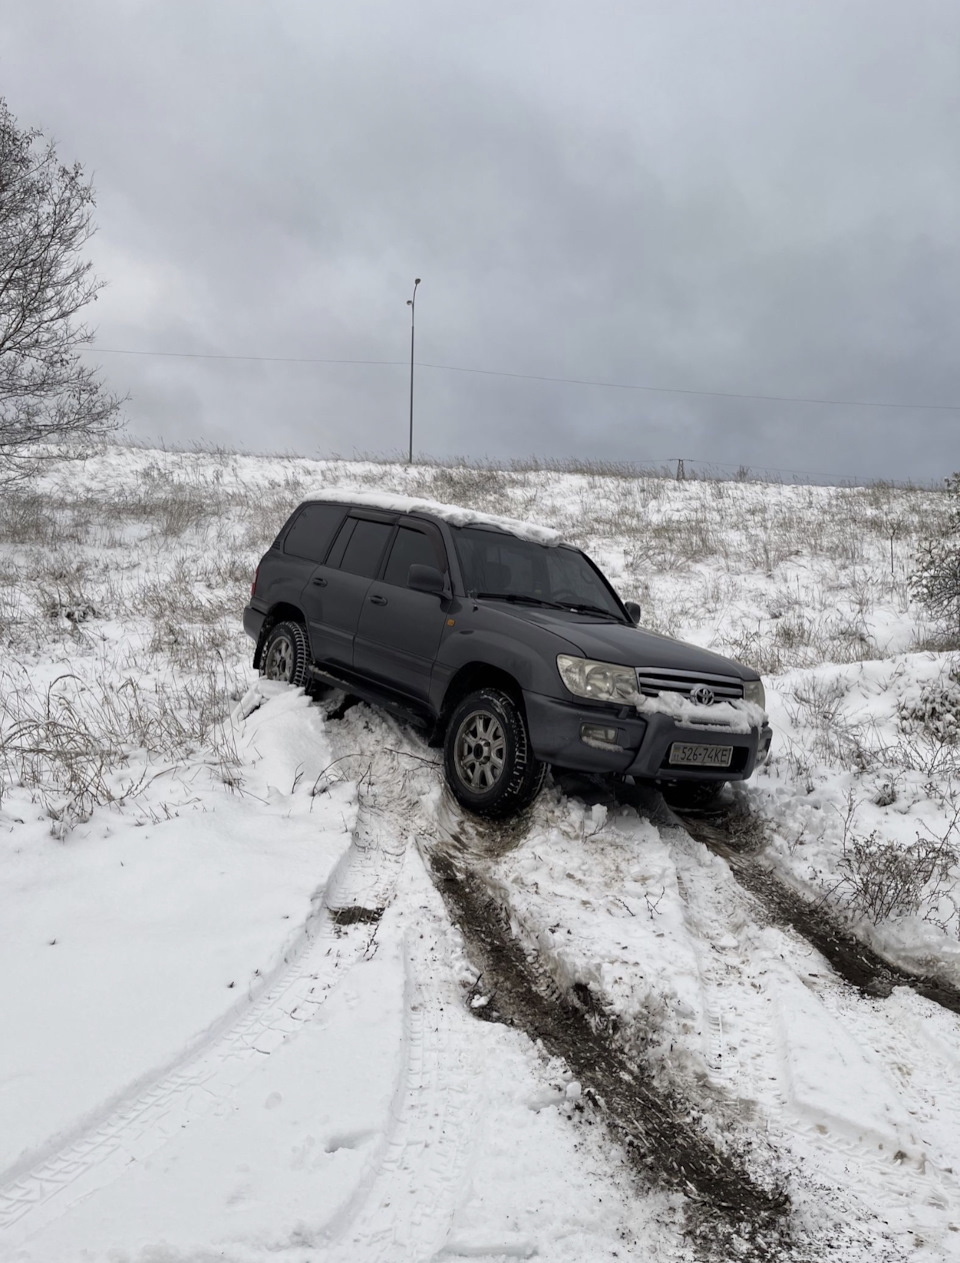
[690,684,715,706]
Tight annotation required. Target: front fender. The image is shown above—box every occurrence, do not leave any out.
[430,617,580,712]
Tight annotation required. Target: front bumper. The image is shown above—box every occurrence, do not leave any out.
[523,689,771,782]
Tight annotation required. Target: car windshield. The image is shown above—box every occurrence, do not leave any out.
[452,527,626,621]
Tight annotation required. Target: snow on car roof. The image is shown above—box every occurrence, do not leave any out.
[302,487,563,545]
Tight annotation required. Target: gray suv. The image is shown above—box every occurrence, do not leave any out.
[244,490,771,818]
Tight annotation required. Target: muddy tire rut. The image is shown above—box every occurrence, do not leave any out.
[424,839,799,1263]
[565,769,960,1017]
[318,713,918,1260]
[672,800,960,1017]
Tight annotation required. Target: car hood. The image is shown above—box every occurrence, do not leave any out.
[501,606,755,679]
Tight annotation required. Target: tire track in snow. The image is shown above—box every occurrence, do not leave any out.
[795,982,960,1243]
[508,775,947,1257]
[316,713,955,1258]
[670,862,745,1100]
[323,711,774,1258]
[0,784,406,1248]
[660,816,960,1257]
[420,822,797,1263]
[675,801,960,1016]
[312,710,490,1262]
[318,925,477,1263]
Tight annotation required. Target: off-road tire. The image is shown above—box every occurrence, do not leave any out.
[260,620,311,689]
[443,687,546,819]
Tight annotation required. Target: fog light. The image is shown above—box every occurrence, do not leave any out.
[580,723,620,748]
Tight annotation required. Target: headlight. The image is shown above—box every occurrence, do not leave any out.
[743,678,766,708]
[557,654,636,703]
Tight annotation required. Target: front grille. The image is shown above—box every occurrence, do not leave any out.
[635,667,743,701]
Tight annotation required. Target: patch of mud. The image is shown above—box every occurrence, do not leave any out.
[440,811,534,863]
[328,906,384,926]
[318,690,362,722]
[675,802,960,1017]
[425,848,800,1263]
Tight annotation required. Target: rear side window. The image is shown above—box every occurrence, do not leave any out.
[337,518,394,578]
[282,503,345,563]
[382,526,442,587]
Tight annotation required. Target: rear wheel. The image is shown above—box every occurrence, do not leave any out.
[260,620,311,689]
[443,688,545,819]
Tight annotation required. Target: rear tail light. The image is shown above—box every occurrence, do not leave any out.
[251,565,259,597]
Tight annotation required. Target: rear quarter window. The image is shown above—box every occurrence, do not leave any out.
[282,503,345,563]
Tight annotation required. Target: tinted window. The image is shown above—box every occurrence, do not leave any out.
[325,517,356,570]
[383,527,441,587]
[453,529,542,594]
[545,547,618,609]
[453,527,624,618]
[282,503,344,563]
[337,518,393,578]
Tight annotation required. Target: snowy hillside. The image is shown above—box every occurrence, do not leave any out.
[1,446,959,1262]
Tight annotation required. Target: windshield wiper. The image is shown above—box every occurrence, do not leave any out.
[563,602,625,621]
[472,592,570,611]
[473,592,623,619]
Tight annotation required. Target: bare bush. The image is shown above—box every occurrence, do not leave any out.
[779,676,886,774]
[37,586,99,628]
[0,491,58,544]
[154,489,214,538]
[743,529,798,574]
[837,827,958,927]
[235,478,306,544]
[148,619,238,672]
[898,664,960,746]
[0,660,242,835]
[911,473,960,635]
[409,463,513,516]
[888,663,960,777]
[725,626,788,677]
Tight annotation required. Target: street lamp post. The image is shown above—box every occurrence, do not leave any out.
[406,277,421,463]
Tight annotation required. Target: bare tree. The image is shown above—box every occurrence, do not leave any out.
[0,99,121,485]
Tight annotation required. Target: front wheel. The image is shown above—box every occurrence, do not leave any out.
[443,688,546,819]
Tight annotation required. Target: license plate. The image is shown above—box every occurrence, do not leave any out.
[669,743,733,769]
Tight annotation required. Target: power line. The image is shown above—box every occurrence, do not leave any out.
[93,347,404,368]
[418,361,960,413]
[89,344,960,414]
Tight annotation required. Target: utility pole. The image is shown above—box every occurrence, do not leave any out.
[406,278,421,463]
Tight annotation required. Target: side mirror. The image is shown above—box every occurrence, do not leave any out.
[408,563,445,595]
[624,600,642,625]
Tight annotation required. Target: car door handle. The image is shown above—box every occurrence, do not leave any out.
[369,594,388,606]
[311,576,327,587]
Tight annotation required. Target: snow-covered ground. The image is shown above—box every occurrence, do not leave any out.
[1,446,959,1261]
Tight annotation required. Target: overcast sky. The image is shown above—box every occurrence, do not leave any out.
[3,1,959,482]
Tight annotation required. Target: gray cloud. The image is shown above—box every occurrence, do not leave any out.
[2,0,959,481]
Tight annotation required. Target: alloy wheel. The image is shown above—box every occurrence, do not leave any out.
[454,710,506,790]
[264,633,294,682]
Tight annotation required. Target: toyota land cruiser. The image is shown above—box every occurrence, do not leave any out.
[243,489,771,818]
